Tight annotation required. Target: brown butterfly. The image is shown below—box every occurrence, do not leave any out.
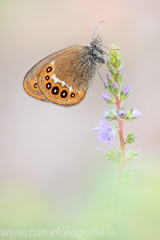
[23,22,105,106]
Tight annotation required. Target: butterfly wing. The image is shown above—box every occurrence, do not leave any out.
[23,50,67,101]
[24,45,95,106]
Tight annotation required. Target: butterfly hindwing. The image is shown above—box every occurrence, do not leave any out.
[37,45,89,106]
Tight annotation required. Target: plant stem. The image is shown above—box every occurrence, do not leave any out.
[115,96,127,211]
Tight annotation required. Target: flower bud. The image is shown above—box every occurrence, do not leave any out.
[118,110,125,117]
[109,49,115,56]
[115,52,121,59]
[113,82,118,89]
[114,51,120,59]
[112,81,119,95]
[105,80,109,87]
[123,85,131,95]
[118,68,123,75]
[102,94,115,104]
[120,85,130,100]
[132,110,141,118]
[103,111,110,118]
[110,57,116,65]
[110,44,116,49]
[102,94,111,101]
[106,73,112,80]
[115,60,121,68]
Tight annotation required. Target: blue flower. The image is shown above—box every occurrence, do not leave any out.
[132,110,141,118]
[94,120,116,146]
[106,73,112,80]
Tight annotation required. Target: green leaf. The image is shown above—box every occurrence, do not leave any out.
[126,149,138,161]
[105,109,117,121]
[123,94,130,100]
[120,90,130,101]
[105,150,124,165]
[105,149,117,161]
[108,109,117,118]
[112,86,119,95]
[120,91,125,100]
[125,109,134,120]
[107,76,114,85]
[107,84,113,94]
[127,109,133,116]
[117,73,124,86]
[126,133,136,144]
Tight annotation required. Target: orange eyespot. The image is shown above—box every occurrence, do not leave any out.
[46,66,53,73]
[43,65,55,83]
[50,83,61,97]
[23,79,44,101]
[52,85,60,95]
[69,91,78,99]
[45,75,50,80]
[59,87,69,100]
[46,82,52,90]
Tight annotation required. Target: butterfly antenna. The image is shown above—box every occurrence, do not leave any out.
[92,21,106,40]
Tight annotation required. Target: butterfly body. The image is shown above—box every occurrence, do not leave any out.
[23,35,105,106]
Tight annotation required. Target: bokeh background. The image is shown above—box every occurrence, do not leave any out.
[1,0,160,239]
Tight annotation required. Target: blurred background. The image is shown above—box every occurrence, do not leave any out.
[0,0,160,239]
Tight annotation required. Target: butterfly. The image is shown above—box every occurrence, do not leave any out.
[23,22,105,106]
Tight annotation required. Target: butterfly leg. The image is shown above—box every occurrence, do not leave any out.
[97,71,106,89]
